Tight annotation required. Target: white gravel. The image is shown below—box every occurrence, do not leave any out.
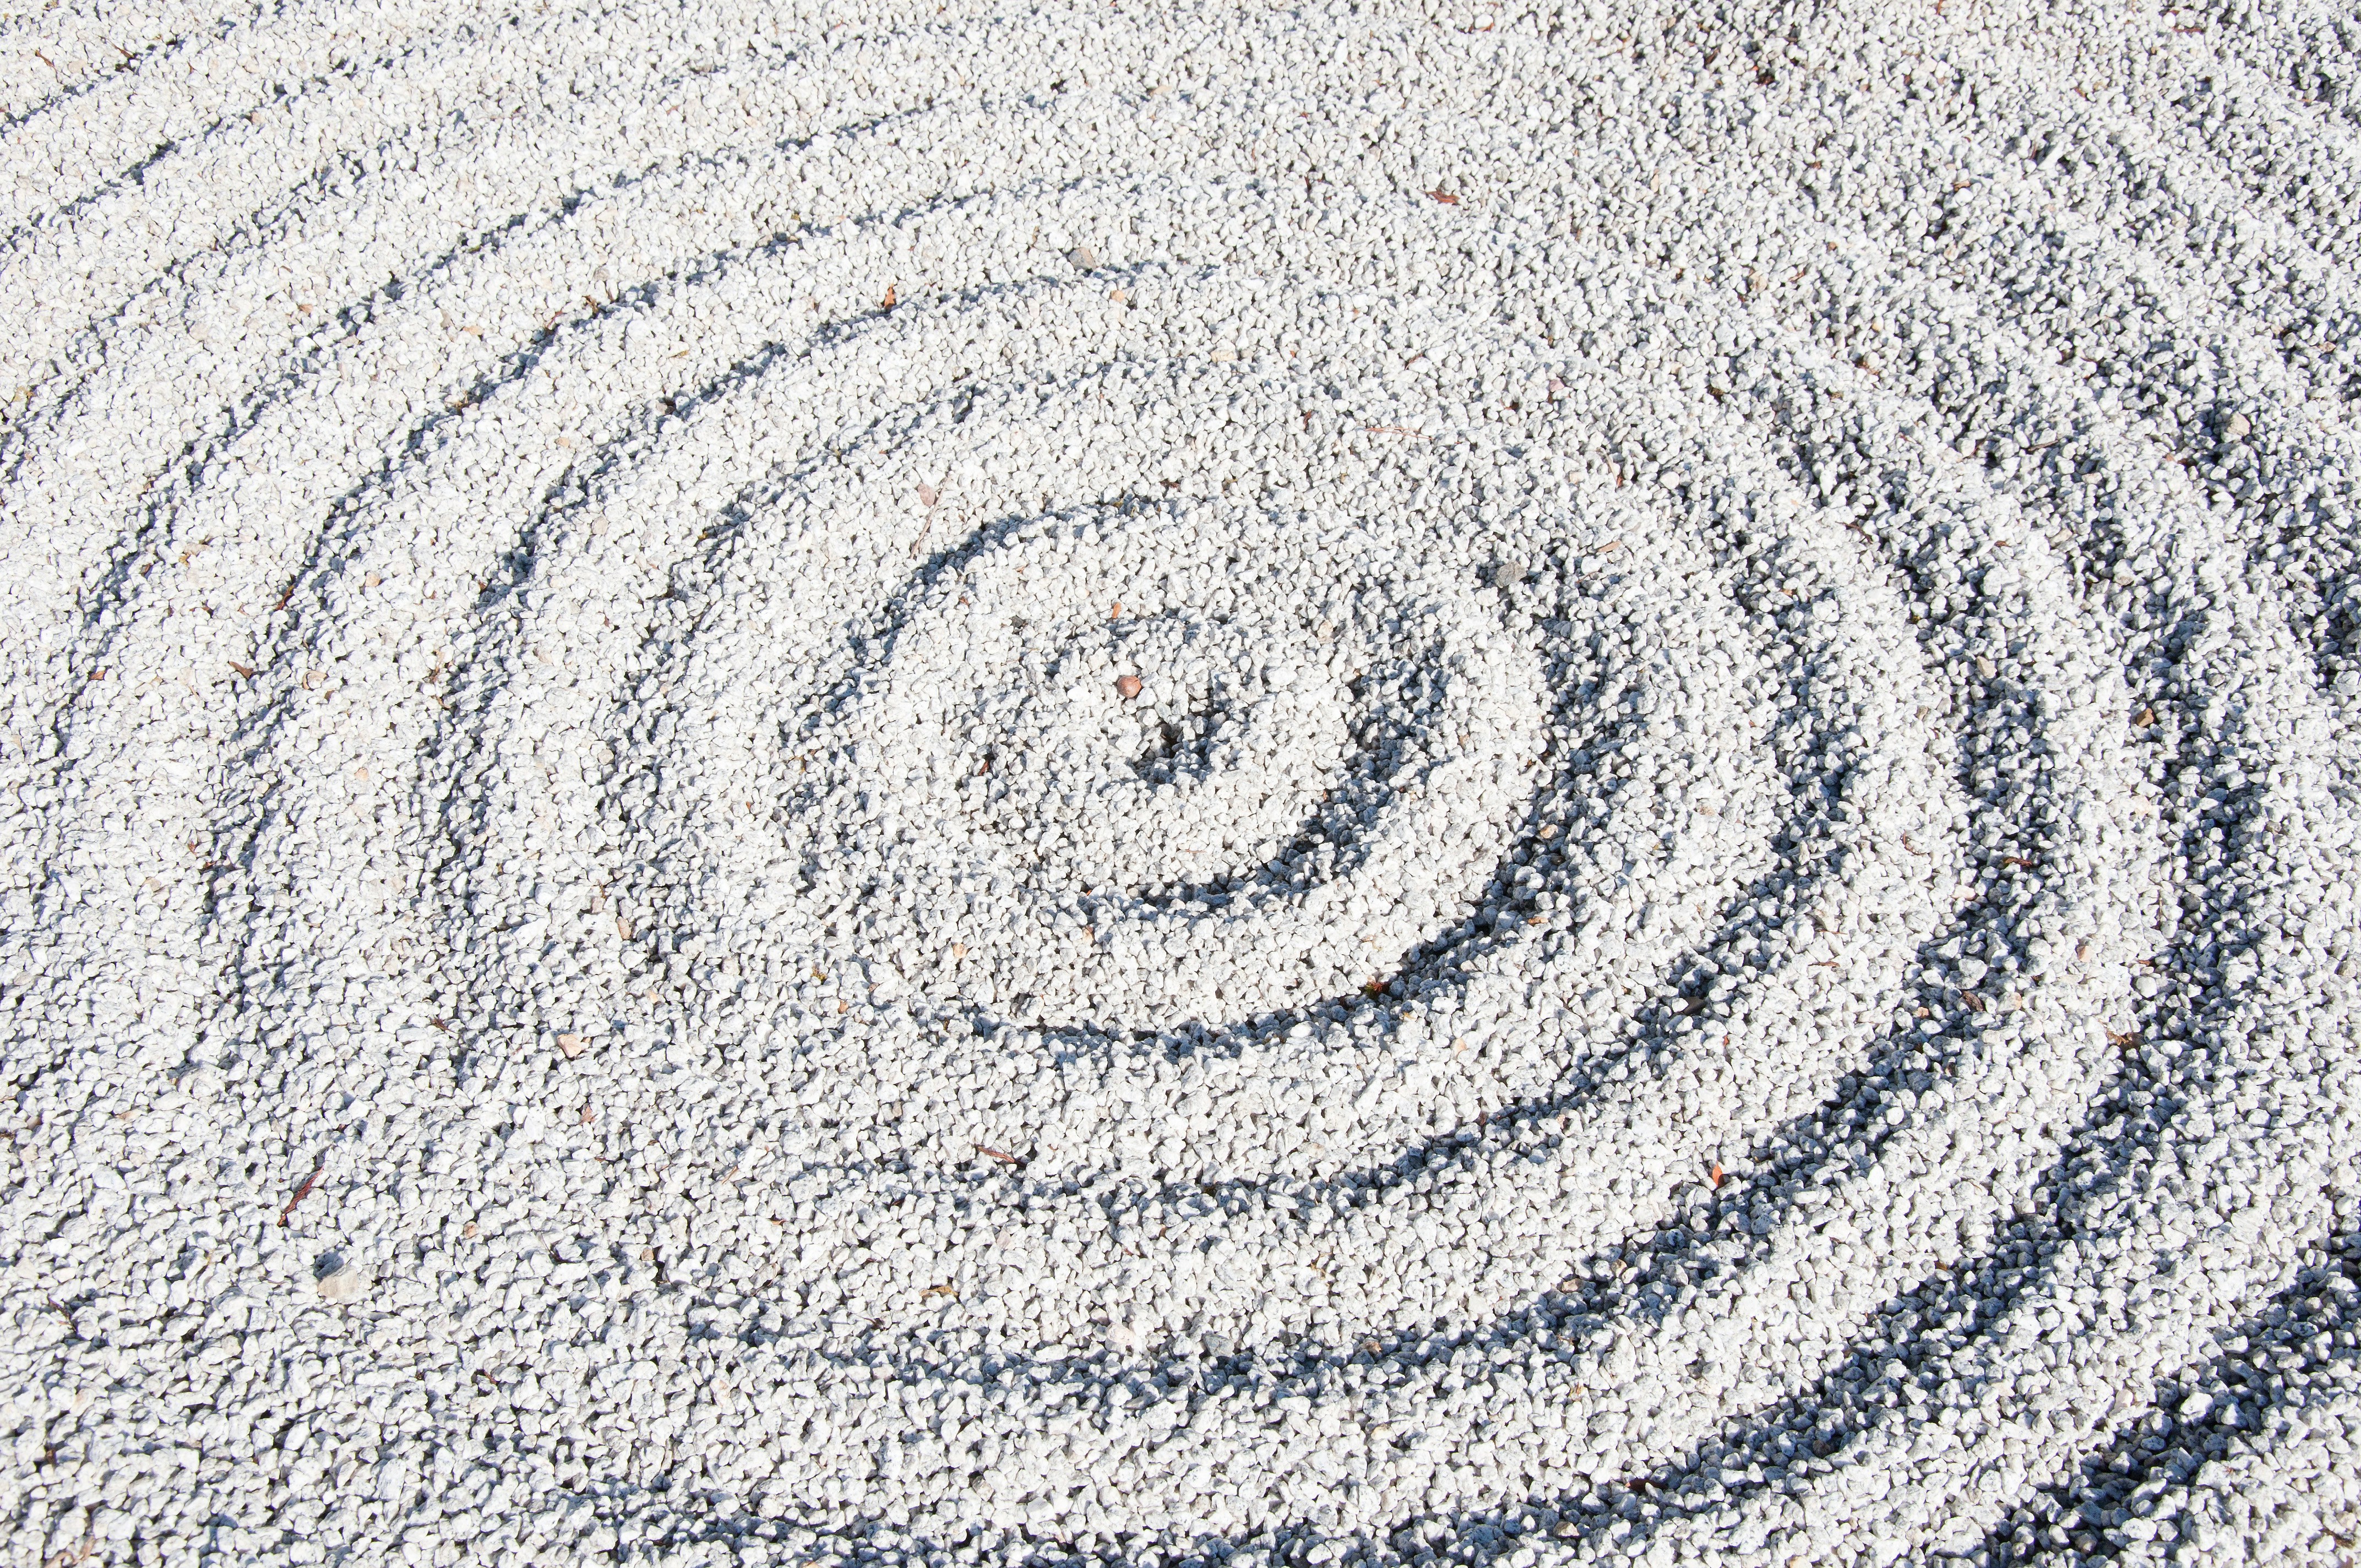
[3,0,2358,1564]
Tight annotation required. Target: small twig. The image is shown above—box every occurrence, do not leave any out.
[973,1145,1020,1166]
[278,1155,326,1226]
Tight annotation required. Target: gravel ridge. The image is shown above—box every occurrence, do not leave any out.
[3,0,2359,1564]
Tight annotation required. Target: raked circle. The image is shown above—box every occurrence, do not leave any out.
[3,3,2357,1565]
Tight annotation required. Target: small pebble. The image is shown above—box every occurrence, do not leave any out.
[317,1263,368,1303]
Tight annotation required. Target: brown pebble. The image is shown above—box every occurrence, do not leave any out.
[1117,676,1143,700]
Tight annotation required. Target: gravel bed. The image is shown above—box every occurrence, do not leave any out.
[3,0,2359,1564]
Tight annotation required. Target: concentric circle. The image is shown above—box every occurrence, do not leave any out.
[5,1,2358,1564]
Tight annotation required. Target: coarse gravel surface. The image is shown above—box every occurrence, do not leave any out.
[3,0,2360,1564]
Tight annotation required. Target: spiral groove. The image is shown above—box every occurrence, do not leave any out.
[3,1,2358,1565]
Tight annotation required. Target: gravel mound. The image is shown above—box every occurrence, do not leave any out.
[4,0,2359,1563]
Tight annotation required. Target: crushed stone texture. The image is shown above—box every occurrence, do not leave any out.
[2,0,2359,1565]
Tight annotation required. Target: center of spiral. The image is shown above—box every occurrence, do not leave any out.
[792,500,1546,1030]
[971,602,1352,900]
